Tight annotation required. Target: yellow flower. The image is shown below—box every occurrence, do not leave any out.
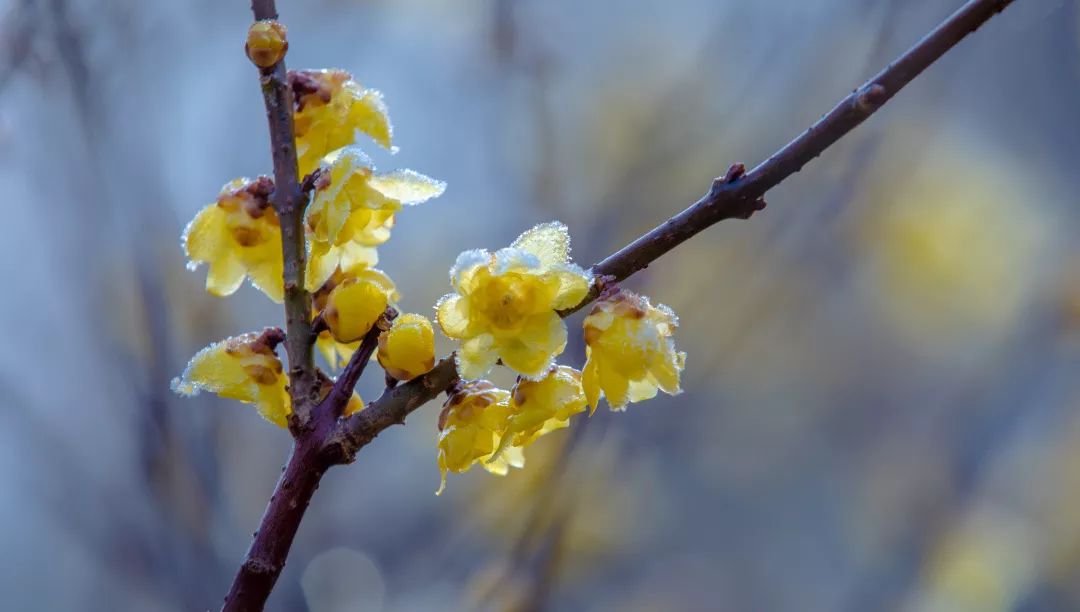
[171,330,291,427]
[500,365,589,451]
[182,177,284,302]
[435,222,590,380]
[304,146,445,290]
[290,69,393,176]
[245,20,287,68]
[582,290,686,411]
[313,265,399,362]
[378,313,436,381]
[436,380,523,494]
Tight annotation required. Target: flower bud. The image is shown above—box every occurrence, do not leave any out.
[245,20,288,68]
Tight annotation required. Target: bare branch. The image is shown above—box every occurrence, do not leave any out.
[221,441,329,612]
[317,309,397,422]
[342,0,1019,446]
[249,2,319,426]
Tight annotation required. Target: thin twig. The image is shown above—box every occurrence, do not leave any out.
[317,308,397,422]
[341,0,1019,446]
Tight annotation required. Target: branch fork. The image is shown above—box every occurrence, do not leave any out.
[223,0,1022,609]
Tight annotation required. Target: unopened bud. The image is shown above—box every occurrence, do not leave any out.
[245,20,288,68]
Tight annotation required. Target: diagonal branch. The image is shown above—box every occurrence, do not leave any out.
[337,0,1019,451]
[316,309,397,422]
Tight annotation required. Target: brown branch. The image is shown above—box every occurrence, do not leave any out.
[339,0,1018,446]
[221,439,330,611]
[251,0,318,427]
[221,0,1020,609]
[317,309,397,422]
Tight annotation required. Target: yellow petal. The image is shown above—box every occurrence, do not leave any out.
[205,253,247,298]
[368,169,446,205]
[456,334,499,379]
[582,355,601,415]
[172,340,253,401]
[182,204,229,264]
[548,263,591,310]
[255,381,291,427]
[511,221,571,268]
[246,247,285,303]
[343,391,365,417]
[316,331,358,370]
[377,313,435,381]
[435,294,472,338]
[325,278,390,343]
[598,358,630,410]
[347,85,393,149]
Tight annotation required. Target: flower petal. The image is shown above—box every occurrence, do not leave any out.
[435,294,472,338]
[511,221,571,267]
[368,169,446,205]
[456,333,499,379]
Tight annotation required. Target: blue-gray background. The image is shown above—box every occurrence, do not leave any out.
[1,1,1078,610]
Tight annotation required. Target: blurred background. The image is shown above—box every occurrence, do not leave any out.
[1,0,1078,610]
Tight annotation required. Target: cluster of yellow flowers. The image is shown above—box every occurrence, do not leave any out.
[175,64,444,427]
[433,223,687,491]
[173,33,687,492]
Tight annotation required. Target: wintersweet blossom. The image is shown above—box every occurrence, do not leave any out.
[499,365,589,452]
[171,331,290,427]
[304,146,445,290]
[582,290,686,411]
[182,177,284,302]
[436,380,524,494]
[435,222,590,379]
[291,69,392,176]
[377,313,436,381]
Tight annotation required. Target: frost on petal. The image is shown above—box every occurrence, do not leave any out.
[348,85,393,149]
[171,339,251,398]
[368,169,446,205]
[548,263,591,310]
[438,226,590,379]
[511,221,571,268]
[497,365,588,455]
[183,178,283,302]
[308,146,376,243]
[581,290,685,411]
[172,333,292,428]
[182,204,228,264]
[493,247,541,276]
[435,294,472,338]
[436,380,517,493]
[449,249,491,293]
[292,70,393,175]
